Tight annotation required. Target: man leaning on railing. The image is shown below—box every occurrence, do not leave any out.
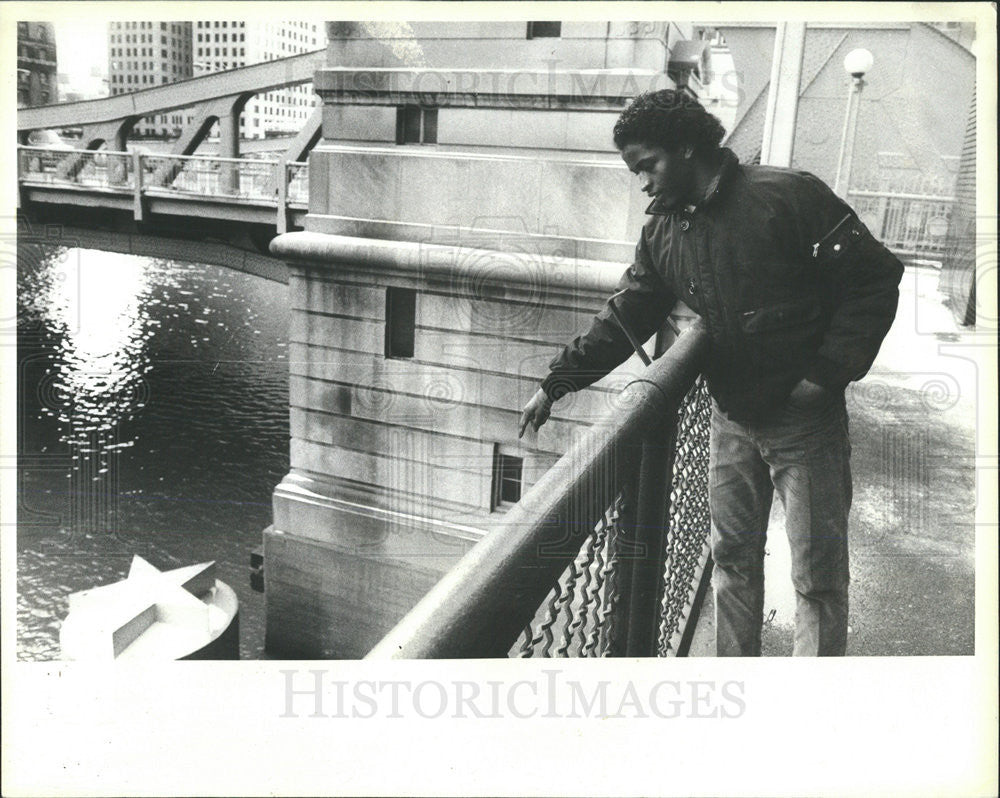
[519,90,904,657]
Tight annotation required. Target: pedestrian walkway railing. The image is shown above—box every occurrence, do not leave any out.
[848,172,956,262]
[142,153,280,201]
[366,320,713,659]
[17,145,310,219]
[19,146,136,189]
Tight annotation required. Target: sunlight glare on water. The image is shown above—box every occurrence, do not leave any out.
[17,243,289,660]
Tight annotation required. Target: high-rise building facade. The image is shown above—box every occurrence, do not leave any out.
[193,21,324,139]
[17,21,58,107]
[108,21,193,136]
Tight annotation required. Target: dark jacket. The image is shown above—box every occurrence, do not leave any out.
[540,148,905,423]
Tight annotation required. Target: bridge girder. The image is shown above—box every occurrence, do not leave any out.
[79,118,142,151]
[16,50,325,133]
[171,92,256,158]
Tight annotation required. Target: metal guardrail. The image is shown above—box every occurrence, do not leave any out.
[18,146,309,218]
[850,190,955,261]
[848,171,956,262]
[19,146,135,189]
[142,153,279,201]
[366,320,712,659]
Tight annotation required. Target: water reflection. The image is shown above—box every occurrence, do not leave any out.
[31,250,153,485]
[17,244,289,660]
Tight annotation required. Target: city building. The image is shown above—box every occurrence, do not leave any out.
[105,21,324,140]
[192,21,324,139]
[17,21,58,108]
[108,21,193,136]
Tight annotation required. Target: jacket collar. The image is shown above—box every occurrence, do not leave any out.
[645,147,740,216]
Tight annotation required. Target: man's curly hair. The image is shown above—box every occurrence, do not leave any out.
[613,90,726,155]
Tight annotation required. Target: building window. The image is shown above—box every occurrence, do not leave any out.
[422,108,438,143]
[491,449,523,508]
[526,21,562,39]
[396,105,420,143]
[384,287,416,359]
[395,105,438,144]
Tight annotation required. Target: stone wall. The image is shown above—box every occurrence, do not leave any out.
[266,21,699,657]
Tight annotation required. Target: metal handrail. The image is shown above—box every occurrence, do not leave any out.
[141,152,279,167]
[365,319,710,659]
[18,146,293,182]
[18,146,309,228]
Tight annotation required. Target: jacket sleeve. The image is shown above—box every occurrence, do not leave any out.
[796,174,905,391]
[540,227,677,401]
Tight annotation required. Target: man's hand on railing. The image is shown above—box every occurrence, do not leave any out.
[518,388,553,439]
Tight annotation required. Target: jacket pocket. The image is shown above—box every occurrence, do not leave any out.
[740,300,822,334]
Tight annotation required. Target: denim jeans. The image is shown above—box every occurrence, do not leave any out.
[709,391,852,656]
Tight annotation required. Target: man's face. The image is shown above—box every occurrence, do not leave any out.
[621,141,694,208]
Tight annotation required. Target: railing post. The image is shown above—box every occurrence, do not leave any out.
[875,194,889,239]
[622,430,676,656]
[218,157,240,196]
[603,444,642,657]
[133,150,144,222]
[218,105,241,195]
[276,161,289,235]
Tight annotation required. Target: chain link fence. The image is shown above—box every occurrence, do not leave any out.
[512,378,713,657]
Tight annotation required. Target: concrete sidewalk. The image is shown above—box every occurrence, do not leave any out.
[689,266,978,656]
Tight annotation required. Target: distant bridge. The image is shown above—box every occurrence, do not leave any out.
[15,51,333,236]
[16,50,326,174]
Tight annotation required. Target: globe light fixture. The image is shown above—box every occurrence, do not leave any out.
[843,48,874,78]
[834,48,875,196]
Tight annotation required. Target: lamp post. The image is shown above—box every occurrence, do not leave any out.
[833,48,873,197]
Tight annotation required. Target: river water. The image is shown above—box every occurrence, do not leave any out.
[16,242,289,660]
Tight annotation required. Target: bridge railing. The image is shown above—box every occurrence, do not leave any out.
[19,147,135,189]
[365,320,713,659]
[18,147,309,210]
[849,172,956,263]
[850,191,955,263]
[141,153,279,202]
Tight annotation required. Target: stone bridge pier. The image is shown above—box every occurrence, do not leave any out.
[265,21,705,658]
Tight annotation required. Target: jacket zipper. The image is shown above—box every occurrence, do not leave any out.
[811,213,853,259]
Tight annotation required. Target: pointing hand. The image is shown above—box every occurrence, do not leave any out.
[518,388,553,439]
